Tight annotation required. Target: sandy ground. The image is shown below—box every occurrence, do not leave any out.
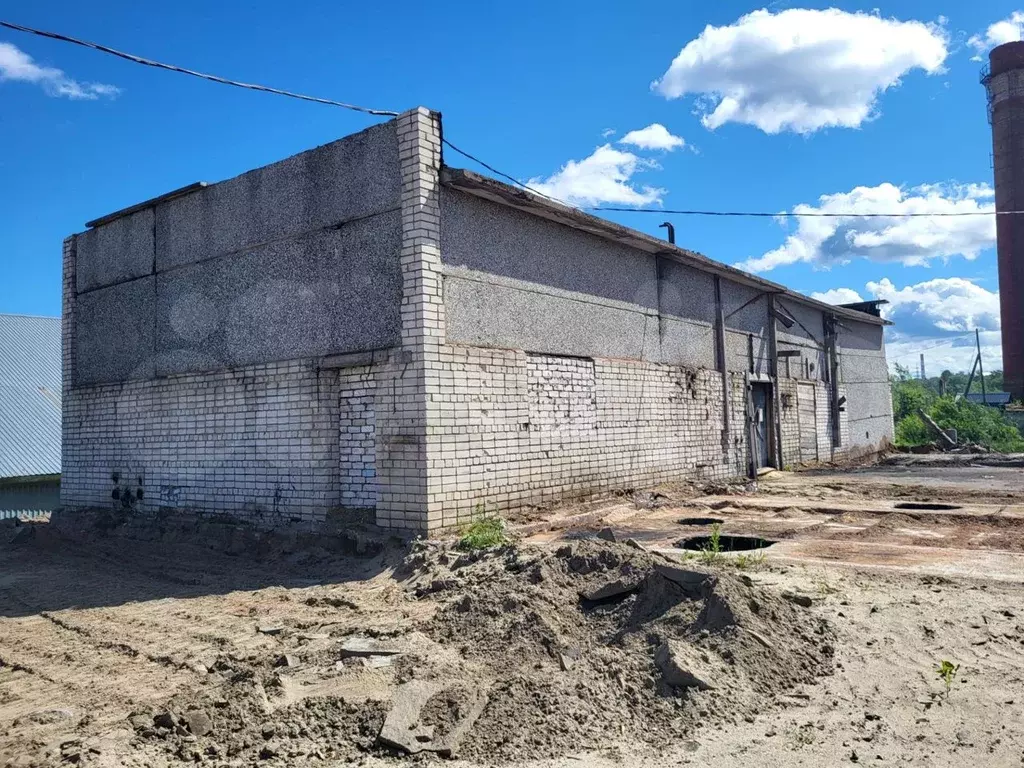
[1,463,1023,767]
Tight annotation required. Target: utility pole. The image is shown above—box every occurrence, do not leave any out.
[920,353,926,381]
[977,328,987,404]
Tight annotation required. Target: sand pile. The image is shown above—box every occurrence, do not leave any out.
[127,539,834,765]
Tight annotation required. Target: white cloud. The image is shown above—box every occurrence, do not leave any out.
[652,8,948,134]
[868,277,1001,334]
[815,277,1002,373]
[601,128,616,138]
[619,123,685,151]
[811,288,864,305]
[527,144,665,207]
[737,182,996,273]
[0,42,119,100]
[968,11,1024,61]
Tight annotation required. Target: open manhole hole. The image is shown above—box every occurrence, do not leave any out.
[894,502,961,511]
[676,534,776,552]
[677,517,725,526]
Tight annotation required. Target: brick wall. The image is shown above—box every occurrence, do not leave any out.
[62,358,353,523]
[337,365,378,509]
[421,344,750,529]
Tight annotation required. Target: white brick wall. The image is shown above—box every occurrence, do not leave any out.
[62,359,349,523]
[421,345,750,529]
[338,366,378,509]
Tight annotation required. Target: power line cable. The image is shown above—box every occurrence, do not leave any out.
[0,20,398,117]
[888,333,979,361]
[440,138,573,206]
[4,19,1017,219]
[592,206,1004,218]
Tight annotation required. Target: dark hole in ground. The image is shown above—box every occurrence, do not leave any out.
[894,502,961,511]
[675,535,776,552]
[677,517,725,526]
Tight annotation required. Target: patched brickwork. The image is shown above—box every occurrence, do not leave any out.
[422,345,750,529]
[338,366,378,509]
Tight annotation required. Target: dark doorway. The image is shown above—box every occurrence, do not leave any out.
[750,383,772,468]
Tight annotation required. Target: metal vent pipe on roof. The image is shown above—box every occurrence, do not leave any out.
[658,221,675,244]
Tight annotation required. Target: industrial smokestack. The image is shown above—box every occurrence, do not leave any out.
[983,41,1024,399]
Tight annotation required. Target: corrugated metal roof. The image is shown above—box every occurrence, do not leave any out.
[0,314,61,479]
[966,391,1013,405]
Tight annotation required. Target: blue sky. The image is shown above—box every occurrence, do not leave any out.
[0,1,1020,372]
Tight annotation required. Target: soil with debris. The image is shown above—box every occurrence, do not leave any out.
[0,521,832,767]
[4,464,1024,768]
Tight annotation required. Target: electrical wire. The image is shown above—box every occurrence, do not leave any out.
[4,19,1017,218]
[0,20,398,117]
[888,333,979,360]
[440,138,571,206]
[592,206,1004,218]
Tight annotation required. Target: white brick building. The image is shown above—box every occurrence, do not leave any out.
[62,107,893,533]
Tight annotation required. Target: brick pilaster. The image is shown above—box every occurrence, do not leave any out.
[60,235,77,508]
[373,107,447,532]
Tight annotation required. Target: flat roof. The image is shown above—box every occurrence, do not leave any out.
[441,167,890,327]
[85,182,208,228]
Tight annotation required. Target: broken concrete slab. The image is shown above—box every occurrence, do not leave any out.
[182,710,213,737]
[339,637,403,657]
[377,680,489,757]
[579,574,645,602]
[432,687,489,758]
[654,641,715,691]
[559,648,581,672]
[654,563,716,596]
[377,680,442,754]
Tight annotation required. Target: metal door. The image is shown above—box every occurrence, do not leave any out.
[751,383,771,468]
[797,382,819,463]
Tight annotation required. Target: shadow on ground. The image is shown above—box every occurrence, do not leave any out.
[0,509,406,617]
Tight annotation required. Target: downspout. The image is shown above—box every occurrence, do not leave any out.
[766,293,784,469]
[713,276,730,449]
[824,313,841,454]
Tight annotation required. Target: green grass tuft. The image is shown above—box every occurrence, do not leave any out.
[458,516,508,551]
[699,522,723,565]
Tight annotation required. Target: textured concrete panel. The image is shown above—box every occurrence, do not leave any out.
[659,259,715,324]
[156,122,400,271]
[725,329,771,375]
[75,276,155,384]
[838,320,885,352]
[76,209,154,293]
[440,189,658,310]
[657,317,716,368]
[444,276,656,360]
[776,298,825,348]
[155,210,401,375]
[839,355,890,384]
[721,280,768,335]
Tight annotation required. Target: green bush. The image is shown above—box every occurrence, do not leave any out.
[891,395,1024,453]
[894,413,931,446]
[891,375,936,424]
[929,398,1024,452]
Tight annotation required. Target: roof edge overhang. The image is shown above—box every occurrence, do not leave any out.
[0,473,61,486]
[441,167,891,327]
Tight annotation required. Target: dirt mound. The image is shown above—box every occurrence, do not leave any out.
[410,541,833,760]
[123,540,834,765]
